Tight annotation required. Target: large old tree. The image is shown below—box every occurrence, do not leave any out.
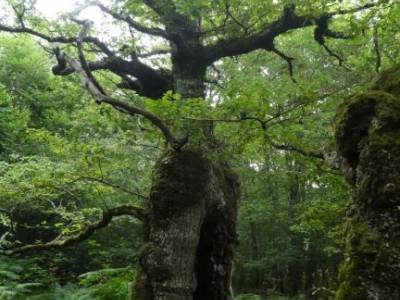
[0,0,397,299]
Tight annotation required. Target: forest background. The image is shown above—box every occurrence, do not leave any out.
[0,0,399,299]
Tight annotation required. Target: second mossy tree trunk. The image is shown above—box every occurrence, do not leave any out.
[335,65,400,300]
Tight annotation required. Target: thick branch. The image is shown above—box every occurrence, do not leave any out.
[52,56,114,75]
[52,47,173,99]
[0,205,146,256]
[204,6,308,63]
[60,45,173,98]
[204,3,376,65]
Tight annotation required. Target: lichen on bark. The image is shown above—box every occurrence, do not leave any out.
[335,65,400,300]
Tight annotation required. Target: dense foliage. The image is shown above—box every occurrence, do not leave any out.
[0,0,399,299]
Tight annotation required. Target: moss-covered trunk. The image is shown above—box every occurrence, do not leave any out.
[134,148,240,300]
[335,65,400,299]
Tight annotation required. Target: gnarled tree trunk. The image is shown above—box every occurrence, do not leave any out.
[134,29,241,298]
[135,148,240,300]
[335,65,400,299]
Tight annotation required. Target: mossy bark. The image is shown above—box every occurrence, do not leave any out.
[134,148,240,300]
[335,65,400,299]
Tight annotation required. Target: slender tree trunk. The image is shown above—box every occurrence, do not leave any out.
[304,246,316,293]
[335,65,400,299]
[285,158,304,296]
[249,219,262,290]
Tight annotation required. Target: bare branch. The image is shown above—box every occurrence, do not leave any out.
[184,99,308,130]
[265,134,325,160]
[75,20,107,96]
[184,115,266,129]
[322,43,346,66]
[313,15,349,67]
[373,24,381,73]
[270,46,296,83]
[224,4,249,34]
[70,176,148,200]
[10,2,27,28]
[324,29,353,40]
[0,205,147,256]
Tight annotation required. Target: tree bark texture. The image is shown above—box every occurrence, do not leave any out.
[134,148,240,300]
[335,65,400,299]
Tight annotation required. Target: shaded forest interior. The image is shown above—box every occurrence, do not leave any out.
[0,0,399,299]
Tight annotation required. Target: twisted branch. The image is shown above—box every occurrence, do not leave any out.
[0,205,147,256]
